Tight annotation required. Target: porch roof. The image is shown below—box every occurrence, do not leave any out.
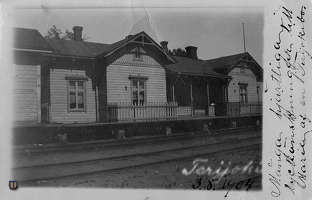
[165,56,230,79]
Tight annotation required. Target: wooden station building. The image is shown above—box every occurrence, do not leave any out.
[12,26,263,124]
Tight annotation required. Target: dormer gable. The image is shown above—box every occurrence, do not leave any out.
[98,32,175,64]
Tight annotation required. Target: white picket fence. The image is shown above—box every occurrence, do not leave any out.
[107,102,178,122]
[240,103,262,115]
[177,106,192,116]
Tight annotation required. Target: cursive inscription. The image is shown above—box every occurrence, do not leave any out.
[267,3,311,197]
[182,159,261,180]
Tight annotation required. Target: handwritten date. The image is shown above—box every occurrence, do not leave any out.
[192,177,255,197]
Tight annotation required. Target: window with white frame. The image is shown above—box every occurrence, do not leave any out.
[239,84,248,103]
[131,79,146,106]
[68,80,86,111]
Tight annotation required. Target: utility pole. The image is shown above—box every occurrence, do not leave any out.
[242,23,246,53]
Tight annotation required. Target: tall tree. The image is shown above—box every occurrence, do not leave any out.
[168,48,187,57]
[45,25,62,39]
[61,29,74,40]
[45,25,89,41]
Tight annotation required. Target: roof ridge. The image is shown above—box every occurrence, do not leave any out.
[108,31,145,49]
[173,56,204,61]
[13,27,37,31]
[45,37,110,46]
[204,52,247,62]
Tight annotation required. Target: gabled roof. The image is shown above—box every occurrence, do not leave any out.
[165,56,230,78]
[45,38,110,58]
[96,31,175,63]
[96,33,139,57]
[204,52,246,70]
[203,52,263,74]
[13,27,54,52]
[165,52,263,79]
[45,34,140,59]
[45,31,173,62]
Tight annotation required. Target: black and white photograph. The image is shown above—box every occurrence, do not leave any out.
[0,0,311,200]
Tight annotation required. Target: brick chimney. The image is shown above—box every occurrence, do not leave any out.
[185,46,198,59]
[160,41,169,53]
[73,26,83,41]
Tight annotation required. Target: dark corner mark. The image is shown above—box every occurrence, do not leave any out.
[9,180,19,190]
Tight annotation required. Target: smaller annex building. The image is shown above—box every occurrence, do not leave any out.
[163,42,263,117]
[12,26,263,124]
[12,28,54,124]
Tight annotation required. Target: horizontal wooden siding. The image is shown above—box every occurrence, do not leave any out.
[49,69,96,123]
[107,64,167,103]
[113,54,161,67]
[228,68,262,103]
[13,65,39,123]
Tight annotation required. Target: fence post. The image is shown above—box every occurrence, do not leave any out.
[115,102,118,121]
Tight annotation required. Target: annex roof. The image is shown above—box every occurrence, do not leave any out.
[44,33,139,59]
[205,52,246,69]
[203,52,263,74]
[13,27,54,52]
[45,38,110,58]
[165,56,230,78]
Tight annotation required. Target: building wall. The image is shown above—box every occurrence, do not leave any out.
[12,64,40,123]
[106,54,167,103]
[49,69,96,123]
[228,67,262,103]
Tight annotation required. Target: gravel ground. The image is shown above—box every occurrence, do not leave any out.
[27,146,262,190]
[15,129,262,190]
[14,130,261,168]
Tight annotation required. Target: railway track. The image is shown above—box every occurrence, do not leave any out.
[13,126,260,155]
[14,135,262,185]
[13,127,261,167]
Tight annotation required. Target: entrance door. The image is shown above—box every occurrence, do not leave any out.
[193,79,208,115]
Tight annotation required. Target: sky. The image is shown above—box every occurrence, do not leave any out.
[5,0,264,65]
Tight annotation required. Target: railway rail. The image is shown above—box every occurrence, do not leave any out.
[14,134,262,186]
[13,127,261,167]
[13,126,260,155]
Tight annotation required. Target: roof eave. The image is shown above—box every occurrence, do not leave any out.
[166,70,230,79]
[13,47,54,54]
[42,53,95,60]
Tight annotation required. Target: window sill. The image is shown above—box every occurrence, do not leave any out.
[68,110,87,113]
[65,75,89,81]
